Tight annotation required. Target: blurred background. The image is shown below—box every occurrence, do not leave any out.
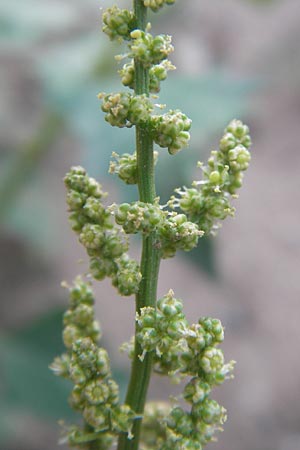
[1,0,300,449]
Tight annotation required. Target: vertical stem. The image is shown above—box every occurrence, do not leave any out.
[117,2,161,450]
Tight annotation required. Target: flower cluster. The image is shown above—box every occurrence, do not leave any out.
[51,278,137,448]
[114,201,166,235]
[135,290,234,447]
[100,6,191,158]
[169,119,251,234]
[151,110,192,155]
[159,213,204,258]
[98,92,153,128]
[143,0,176,12]
[119,59,175,93]
[99,90,191,154]
[65,166,141,296]
[109,151,158,185]
[102,6,136,42]
[129,30,174,67]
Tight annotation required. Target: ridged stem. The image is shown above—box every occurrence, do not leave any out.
[117,2,161,450]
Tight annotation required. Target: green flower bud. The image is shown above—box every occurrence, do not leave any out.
[119,61,135,89]
[69,362,87,385]
[69,277,94,307]
[219,132,237,153]
[228,144,251,172]
[96,347,111,378]
[149,60,175,92]
[112,256,142,296]
[193,398,227,425]
[107,379,120,406]
[79,224,104,250]
[66,189,87,210]
[129,30,174,67]
[167,407,193,436]
[50,354,70,378]
[69,385,84,411]
[68,211,88,233]
[63,325,82,349]
[183,378,211,404]
[84,379,111,405]
[102,232,128,259]
[157,290,183,317]
[83,405,108,431]
[109,152,138,185]
[83,197,106,223]
[102,6,135,42]
[151,110,192,155]
[72,338,99,372]
[89,257,117,281]
[115,201,164,235]
[198,317,224,344]
[99,92,132,128]
[201,347,225,375]
[128,95,153,125]
[111,404,136,435]
[160,213,203,258]
[144,0,176,12]
[186,324,206,352]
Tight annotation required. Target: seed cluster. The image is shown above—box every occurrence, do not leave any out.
[134,290,234,448]
[170,119,252,234]
[65,166,141,296]
[51,279,136,449]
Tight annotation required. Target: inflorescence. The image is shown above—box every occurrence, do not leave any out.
[52,1,251,449]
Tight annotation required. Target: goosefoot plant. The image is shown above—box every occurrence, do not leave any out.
[51,1,252,449]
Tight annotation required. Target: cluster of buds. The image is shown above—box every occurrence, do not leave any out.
[65,166,141,296]
[112,202,202,258]
[102,6,136,42]
[119,59,175,93]
[143,0,176,12]
[150,110,192,155]
[109,151,158,185]
[129,30,174,67]
[169,119,251,234]
[99,6,191,157]
[159,213,204,258]
[114,201,166,235]
[51,278,137,448]
[135,290,234,446]
[98,92,153,128]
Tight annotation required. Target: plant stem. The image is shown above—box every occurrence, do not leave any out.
[117,2,161,450]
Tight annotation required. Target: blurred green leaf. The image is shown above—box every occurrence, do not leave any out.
[0,308,75,425]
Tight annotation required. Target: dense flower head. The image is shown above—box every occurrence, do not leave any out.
[119,59,175,93]
[64,167,141,296]
[51,279,138,448]
[143,0,176,12]
[159,213,204,258]
[151,110,192,154]
[135,289,233,447]
[129,30,174,67]
[102,6,136,42]
[99,92,153,128]
[112,255,142,296]
[114,201,166,234]
[169,119,251,234]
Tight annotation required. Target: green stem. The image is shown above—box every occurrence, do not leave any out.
[117,2,161,450]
